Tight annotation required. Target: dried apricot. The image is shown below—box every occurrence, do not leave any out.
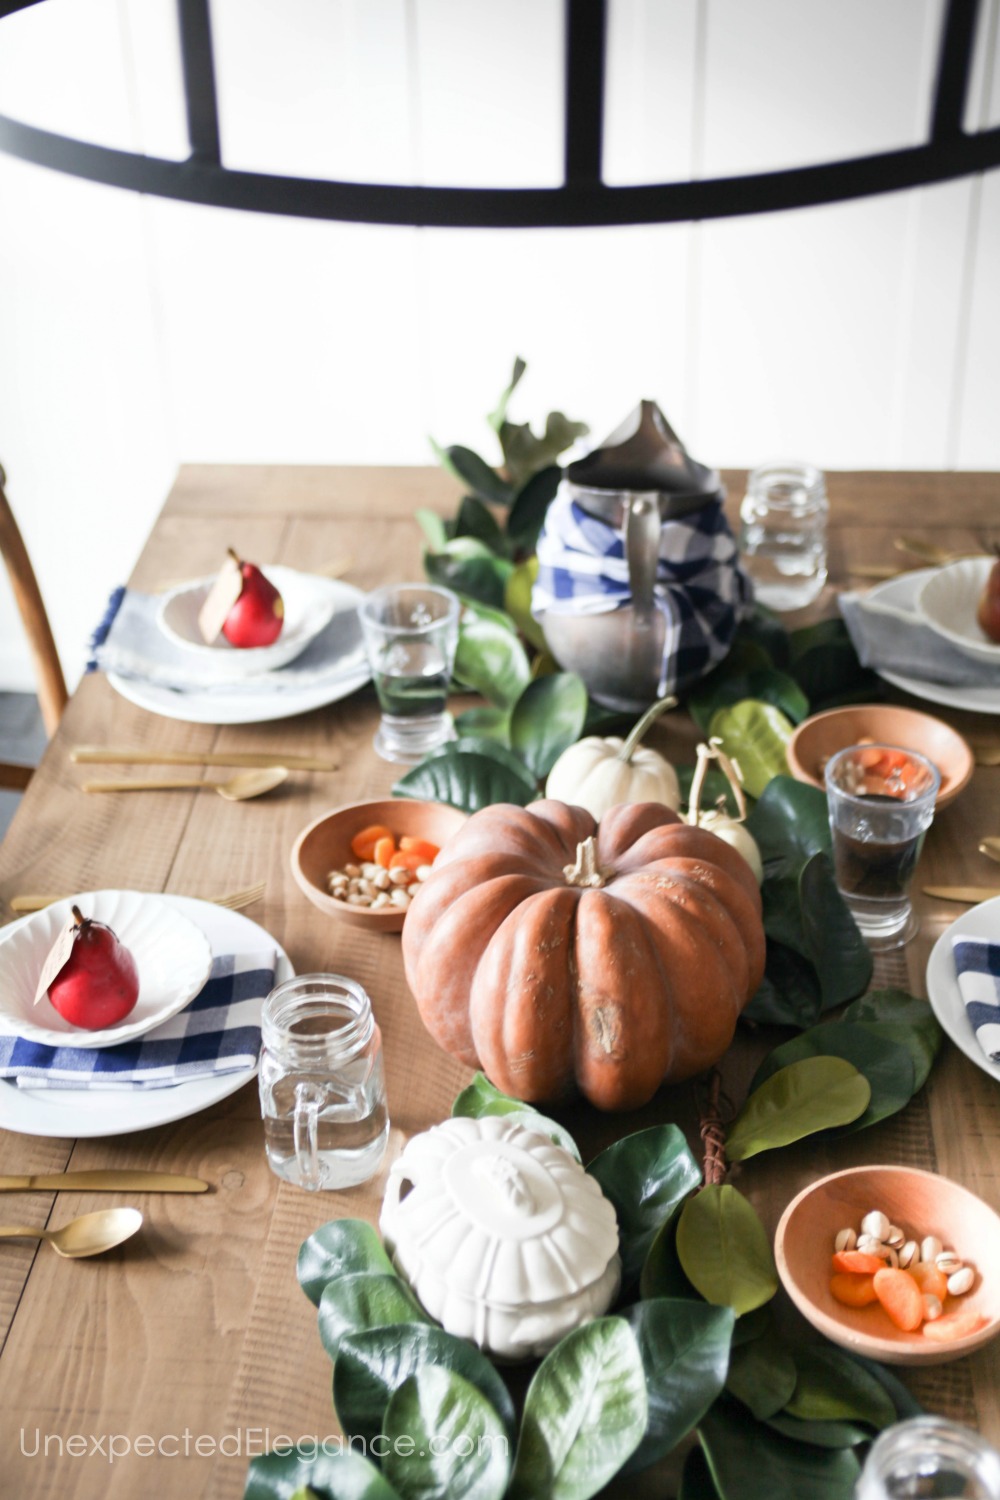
[831,1250,886,1276]
[873,1267,924,1332]
[373,836,396,869]
[399,837,441,861]
[830,1273,878,1308]
[922,1309,988,1342]
[350,824,393,861]
[908,1261,948,1302]
[389,851,424,873]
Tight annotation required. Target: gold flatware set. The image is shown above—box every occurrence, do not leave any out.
[0,1173,210,1259]
[8,880,266,915]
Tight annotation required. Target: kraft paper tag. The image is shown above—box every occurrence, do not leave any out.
[33,921,78,1006]
[198,556,243,644]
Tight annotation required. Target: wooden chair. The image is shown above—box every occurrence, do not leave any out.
[0,461,68,788]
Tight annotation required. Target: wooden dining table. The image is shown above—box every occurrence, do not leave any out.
[1,465,998,1499]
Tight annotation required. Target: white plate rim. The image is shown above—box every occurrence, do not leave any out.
[155,566,341,677]
[866,570,1000,715]
[926,895,1000,1085]
[0,895,293,1138]
[0,892,214,1048]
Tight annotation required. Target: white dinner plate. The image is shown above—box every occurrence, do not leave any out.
[926,895,1000,1085]
[0,896,292,1138]
[0,891,213,1048]
[917,558,1000,665]
[866,570,1000,715]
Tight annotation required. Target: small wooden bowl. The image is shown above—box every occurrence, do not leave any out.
[291,798,468,932]
[786,704,974,810]
[775,1165,1000,1365]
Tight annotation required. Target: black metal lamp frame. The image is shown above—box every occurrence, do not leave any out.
[0,0,998,226]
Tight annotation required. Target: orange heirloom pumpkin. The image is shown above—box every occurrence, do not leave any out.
[402,799,766,1112]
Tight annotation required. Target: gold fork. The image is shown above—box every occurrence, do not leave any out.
[6,881,266,915]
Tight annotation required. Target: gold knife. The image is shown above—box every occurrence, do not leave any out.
[71,746,338,772]
[922,886,1000,903]
[0,1170,209,1193]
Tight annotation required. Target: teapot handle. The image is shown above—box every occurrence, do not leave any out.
[624,493,660,629]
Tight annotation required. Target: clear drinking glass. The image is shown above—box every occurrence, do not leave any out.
[856,1416,1000,1499]
[739,461,828,610]
[359,583,460,764]
[825,743,940,951]
[259,974,389,1191]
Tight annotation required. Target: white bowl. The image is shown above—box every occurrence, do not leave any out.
[157,566,341,679]
[0,891,214,1048]
[917,558,1000,663]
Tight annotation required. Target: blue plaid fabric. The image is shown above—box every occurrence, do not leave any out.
[952,938,1000,1063]
[0,950,276,1090]
[533,484,753,695]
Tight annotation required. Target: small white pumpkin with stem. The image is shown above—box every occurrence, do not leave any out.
[686,737,764,884]
[544,696,681,820]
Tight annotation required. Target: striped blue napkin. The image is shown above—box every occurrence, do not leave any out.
[532,484,752,696]
[952,937,1000,1063]
[0,950,275,1090]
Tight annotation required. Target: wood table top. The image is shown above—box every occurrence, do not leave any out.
[1,465,999,1498]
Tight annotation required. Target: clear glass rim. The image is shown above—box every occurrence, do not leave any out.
[359,582,460,634]
[824,742,941,809]
[862,1415,1000,1482]
[747,461,826,506]
[261,973,375,1061]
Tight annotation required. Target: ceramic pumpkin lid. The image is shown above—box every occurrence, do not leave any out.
[380,1114,619,1310]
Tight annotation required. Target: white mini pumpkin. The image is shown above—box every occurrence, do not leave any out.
[545,696,680,820]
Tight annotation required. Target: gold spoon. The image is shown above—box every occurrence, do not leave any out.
[80,767,289,801]
[979,837,1000,864]
[0,1207,143,1259]
[894,536,983,567]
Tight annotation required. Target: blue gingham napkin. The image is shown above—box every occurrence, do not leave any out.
[952,937,1000,1063]
[0,950,275,1090]
[532,484,752,696]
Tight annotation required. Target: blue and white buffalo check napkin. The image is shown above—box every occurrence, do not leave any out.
[533,484,752,696]
[0,950,276,1090]
[952,937,1000,1063]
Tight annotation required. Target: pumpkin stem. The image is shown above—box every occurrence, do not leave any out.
[708,737,749,823]
[688,739,749,826]
[698,1067,729,1187]
[687,742,713,826]
[618,694,678,765]
[563,836,607,889]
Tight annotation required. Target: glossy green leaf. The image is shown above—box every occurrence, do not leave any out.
[725,1324,797,1420]
[425,539,513,611]
[452,1071,581,1161]
[318,1276,430,1363]
[743,940,824,1029]
[245,1446,402,1500]
[455,495,507,554]
[382,1366,510,1500]
[434,443,514,507]
[587,1124,702,1285]
[499,411,588,489]
[846,1352,924,1421]
[507,465,562,553]
[639,1203,700,1303]
[486,356,527,435]
[504,557,547,651]
[842,989,944,1093]
[509,673,589,778]
[453,707,512,744]
[394,748,536,814]
[620,1299,734,1475]
[726,1057,871,1161]
[448,735,535,781]
[750,1021,916,1135]
[788,626,884,712]
[785,1346,896,1431]
[707,700,794,799]
[739,606,792,670]
[415,509,449,553]
[689,667,809,735]
[509,1318,647,1500]
[746,775,832,873]
[797,853,874,1008]
[676,1185,777,1316]
[730,1304,774,1347]
[297,1220,395,1307]
[762,1411,871,1449]
[334,1324,516,1449]
[680,1447,722,1500]
[455,595,519,634]
[454,615,531,707]
[698,1398,862,1500]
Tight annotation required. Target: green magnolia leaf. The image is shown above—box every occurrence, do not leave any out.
[416,509,449,553]
[456,595,519,634]
[245,1446,403,1500]
[726,1057,871,1162]
[435,443,514,507]
[452,1072,581,1161]
[454,615,531,707]
[297,1220,395,1307]
[750,1021,916,1135]
[383,1366,510,1500]
[334,1324,516,1450]
[676,1185,777,1315]
[507,465,562,552]
[689,667,809,736]
[455,495,507,554]
[797,854,874,1008]
[743,939,824,1029]
[394,748,536,814]
[509,673,589,779]
[425,539,513,611]
[730,1304,773,1347]
[739,607,792,669]
[680,1446,722,1500]
[448,735,537,781]
[846,1352,924,1421]
[785,1346,896,1430]
[487,356,527,435]
[747,775,832,873]
[762,1411,871,1449]
[587,1124,702,1286]
[788,621,884,711]
[504,557,547,651]
[499,411,588,489]
[639,1203,700,1303]
[509,1318,647,1500]
[842,989,944,1093]
[698,1398,862,1500]
[318,1276,430,1364]
[621,1299,734,1475]
[453,707,512,744]
[708,700,795,799]
[725,1323,797,1419]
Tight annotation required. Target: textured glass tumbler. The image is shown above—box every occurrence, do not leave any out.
[856,1416,1000,1499]
[359,583,460,764]
[739,460,828,610]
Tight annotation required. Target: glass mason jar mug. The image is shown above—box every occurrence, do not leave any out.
[739,461,828,611]
[259,975,389,1191]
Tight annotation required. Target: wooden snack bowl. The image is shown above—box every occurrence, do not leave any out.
[786,704,974,810]
[775,1165,1000,1365]
[291,798,468,932]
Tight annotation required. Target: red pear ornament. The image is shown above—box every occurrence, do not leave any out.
[976,547,1000,645]
[221,548,284,648]
[46,906,140,1030]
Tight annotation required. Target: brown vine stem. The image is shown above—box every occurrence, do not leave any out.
[699,1067,729,1186]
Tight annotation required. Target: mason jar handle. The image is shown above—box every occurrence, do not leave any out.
[293,1081,325,1191]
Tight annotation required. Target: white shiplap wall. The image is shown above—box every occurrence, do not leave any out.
[0,0,998,693]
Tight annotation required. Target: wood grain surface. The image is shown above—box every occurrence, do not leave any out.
[0,466,998,1498]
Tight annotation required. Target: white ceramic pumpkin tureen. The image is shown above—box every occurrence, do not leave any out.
[379,1115,621,1360]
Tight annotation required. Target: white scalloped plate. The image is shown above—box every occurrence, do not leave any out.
[917,558,1000,664]
[0,891,213,1048]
